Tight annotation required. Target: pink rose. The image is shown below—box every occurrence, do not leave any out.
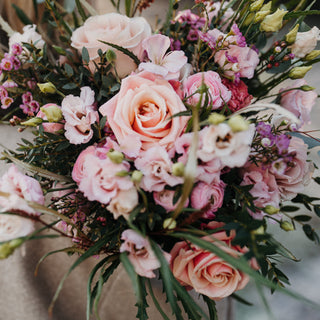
[183,71,231,109]
[0,164,44,215]
[170,221,257,300]
[99,71,188,155]
[36,103,64,133]
[290,26,320,58]
[71,13,151,78]
[134,145,183,192]
[280,79,317,126]
[215,46,259,79]
[274,137,313,200]
[153,189,189,212]
[62,87,99,145]
[222,79,253,112]
[120,229,171,278]
[241,163,280,219]
[191,181,225,219]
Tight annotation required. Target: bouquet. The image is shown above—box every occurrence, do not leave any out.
[0,0,320,319]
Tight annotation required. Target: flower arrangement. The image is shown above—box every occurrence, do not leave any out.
[0,0,320,319]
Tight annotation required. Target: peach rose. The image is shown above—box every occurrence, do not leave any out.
[170,222,258,300]
[71,13,151,78]
[99,71,188,156]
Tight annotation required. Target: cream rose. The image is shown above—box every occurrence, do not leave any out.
[99,71,188,156]
[71,13,151,78]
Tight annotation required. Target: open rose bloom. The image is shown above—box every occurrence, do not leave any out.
[0,2,319,319]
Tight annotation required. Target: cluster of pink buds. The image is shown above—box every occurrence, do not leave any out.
[20,91,40,116]
[266,41,295,69]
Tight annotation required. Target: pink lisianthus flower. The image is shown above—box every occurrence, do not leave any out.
[0,164,44,215]
[183,71,231,109]
[120,229,171,278]
[138,34,188,81]
[153,189,189,212]
[241,163,281,219]
[279,79,317,126]
[197,123,255,168]
[191,181,226,219]
[36,103,64,133]
[75,151,133,204]
[99,71,188,155]
[170,221,258,300]
[221,78,253,112]
[215,45,259,80]
[134,145,183,192]
[274,137,313,201]
[61,87,99,144]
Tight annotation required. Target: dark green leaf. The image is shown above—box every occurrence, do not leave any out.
[64,63,74,77]
[303,224,315,241]
[314,205,320,217]
[203,295,218,320]
[285,10,320,19]
[62,83,78,90]
[75,0,88,22]
[53,46,67,55]
[293,215,312,222]
[313,177,320,185]
[125,0,131,16]
[280,206,300,212]
[82,47,90,64]
[99,116,107,130]
[231,293,253,306]
[11,4,33,25]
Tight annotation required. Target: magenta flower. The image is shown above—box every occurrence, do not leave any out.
[11,43,23,56]
[0,58,13,71]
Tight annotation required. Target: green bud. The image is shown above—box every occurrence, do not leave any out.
[250,0,264,12]
[252,226,265,235]
[285,24,299,44]
[21,117,43,127]
[115,170,129,177]
[9,238,24,248]
[264,205,280,215]
[254,1,272,23]
[131,170,143,183]
[301,85,315,91]
[260,8,288,33]
[107,150,124,164]
[303,50,320,61]
[288,66,312,79]
[243,13,255,26]
[172,162,185,177]
[105,49,117,62]
[208,112,226,125]
[0,243,14,259]
[37,82,57,94]
[280,220,295,231]
[163,218,177,230]
[228,115,249,132]
[40,105,63,122]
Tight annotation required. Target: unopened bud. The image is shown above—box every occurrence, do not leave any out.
[40,104,63,122]
[172,162,185,177]
[163,218,177,230]
[264,205,280,215]
[252,226,265,235]
[261,137,272,147]
[254,1,272,23]
[107,150,124,164]
[21,117,43,127]
[303,50,320,61]
[250,0,264,12]
[208,112,226,125]
[285,24,299,44]
[300,85,315,92]
[131,170,143,183]
[228,115,249,132]
[37,82,57,94]
[0,243,14,259]
[243,13,255,26]
[260,9,288,33]
[105,49,117,62]
[280,220,295,231]
[289,66,312,79]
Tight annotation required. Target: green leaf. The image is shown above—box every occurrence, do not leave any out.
[53,45,67,56]
[75,0,88,22]
[313,177,320,185]
[231,293,253,306]
[314,205,320,217]
[284,10,320,20]
[268,238,299,261]
[98,40,140,66]
[62,83,78,90]
[64,63,74,77]
[11,4,33,25]
[293,215,312,222]
[125,0,131,16]
[203,295,218,320]
[280,205,300,212]
[82,47,90,64]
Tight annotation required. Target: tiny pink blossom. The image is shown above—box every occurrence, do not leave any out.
[120,229,171,278]
[22,92,33,104]
[139,34,188,80]
[134,145,183,192]
[0,86,8,99]
[0,58,13,71]
[1,97,13,109]
[2,80,18,88]
[62,87,99,145]
[11,43,23,56]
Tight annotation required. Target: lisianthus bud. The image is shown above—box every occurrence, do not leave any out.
[252,226,265,235]
[40,104,63,122]
[260,9,288,32]
[37,82,57,94]
[0,238,23,259]
[228,115,249,132]
[21,117,43,127]
[243,13,255,26]
[285,24,299,44]
[254,1,272,23]
[300,85,315,91]
[163,218,177,230]
[303,50,320,61]
[172,162,185,177]
[131,170,143,183]
[107,150,124,164]
[208,112,226,125]
[288,66,312,79]
[280,221,295,231]
[250,0,264,12]
[106,49,117,62]
[264,205,280,215]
